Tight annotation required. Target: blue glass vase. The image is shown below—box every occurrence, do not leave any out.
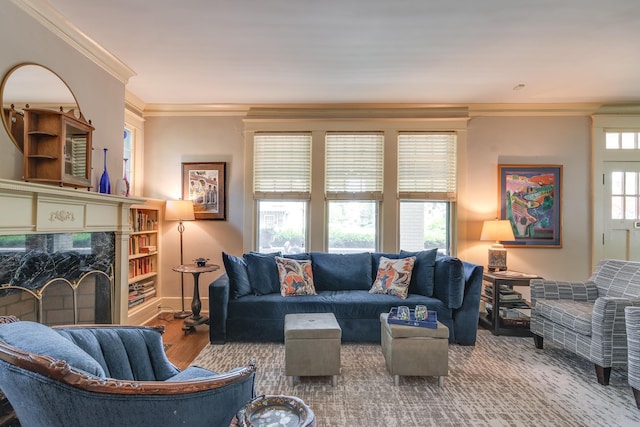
[99,148,111,194]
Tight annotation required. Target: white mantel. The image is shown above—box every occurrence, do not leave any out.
[0,178,143,324]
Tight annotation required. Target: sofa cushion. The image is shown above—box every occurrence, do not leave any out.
[244,251,282,295]
[369,256,416,299]
[0,321,106,378]
[222,252,252,299]
[166,366,219,382]
[433,256,465,309]
[311,252,372,291]
[535,299,594,336]
[400,249,438,296]
[275,257,317,296]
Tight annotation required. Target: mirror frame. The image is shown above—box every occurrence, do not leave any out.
[1,63,81,153]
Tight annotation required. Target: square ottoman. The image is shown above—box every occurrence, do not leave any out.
[380,312,449,386]
[285,313,341,386]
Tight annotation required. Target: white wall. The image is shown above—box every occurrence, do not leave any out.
[458,115,591,281]
[143,116,246,300]
[145,114,593,288]
[0,2,126,186]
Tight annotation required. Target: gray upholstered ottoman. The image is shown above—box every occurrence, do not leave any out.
[380,312,449,386]
[285,313,341,386]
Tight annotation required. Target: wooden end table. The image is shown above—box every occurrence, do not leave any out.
[171,263,219,334]
[479,270,541,337]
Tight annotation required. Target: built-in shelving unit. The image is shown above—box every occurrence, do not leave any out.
[128,199,163,318]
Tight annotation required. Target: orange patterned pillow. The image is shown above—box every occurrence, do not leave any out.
[369,256,416,299]
[275,257,317,297]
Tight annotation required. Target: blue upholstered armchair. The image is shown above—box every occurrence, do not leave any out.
[0,320,256,427]
[625,306,640,408]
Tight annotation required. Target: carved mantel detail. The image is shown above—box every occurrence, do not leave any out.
[49,209,75,222]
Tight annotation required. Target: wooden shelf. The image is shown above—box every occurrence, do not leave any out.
[129,251,158,261]
[27,154,57,159]
[23,108,93,189]
[128,271,157,285]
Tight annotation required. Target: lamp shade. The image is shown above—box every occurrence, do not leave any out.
[480,219,515,243]
[165,200,195,221]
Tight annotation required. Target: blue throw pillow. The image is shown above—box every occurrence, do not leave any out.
[222,252,252,299]
[0,321,106,378]
[283,252,311,260]
[400,248,438,296]
[310,252,372,291]
[244,251,282,295]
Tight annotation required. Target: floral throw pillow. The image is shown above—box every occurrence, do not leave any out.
[369,256,416,299]
[275,257,317,297]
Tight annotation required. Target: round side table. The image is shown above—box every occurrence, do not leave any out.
[171,263,219,334]
[236,395,316,427]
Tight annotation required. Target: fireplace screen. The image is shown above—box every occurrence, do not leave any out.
[0,232,114,325]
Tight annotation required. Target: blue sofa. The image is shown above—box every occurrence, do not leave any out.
[209,250,484,346]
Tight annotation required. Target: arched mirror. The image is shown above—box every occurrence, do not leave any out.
[1,64,79,152]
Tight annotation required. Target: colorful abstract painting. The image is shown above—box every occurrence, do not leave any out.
[498,165,562,247]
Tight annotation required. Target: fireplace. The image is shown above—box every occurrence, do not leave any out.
[0,179,141,325]
[0,232,114,325]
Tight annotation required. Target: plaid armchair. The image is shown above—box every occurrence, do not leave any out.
[625,306,640,408]
[0,320,256,427]
[530,259,640,385]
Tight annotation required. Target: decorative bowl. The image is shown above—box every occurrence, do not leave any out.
[194,257,209,267]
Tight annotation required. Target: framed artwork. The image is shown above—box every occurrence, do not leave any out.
[182,162,226,220]
[498,164,562,248]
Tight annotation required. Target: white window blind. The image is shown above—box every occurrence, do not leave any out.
[398,133,457,200]
[253,133,312,199]
[325,132,384,200]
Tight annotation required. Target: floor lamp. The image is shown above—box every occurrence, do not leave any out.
[165,200,195,319]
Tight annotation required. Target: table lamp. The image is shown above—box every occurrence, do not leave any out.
[165,199,195,318]
[480,219,515,271]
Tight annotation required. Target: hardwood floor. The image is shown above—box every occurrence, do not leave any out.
[145,313,210,370]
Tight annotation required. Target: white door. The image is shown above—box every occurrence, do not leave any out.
[603,162,640,261]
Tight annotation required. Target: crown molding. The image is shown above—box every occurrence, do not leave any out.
[143,103,251,117]
[138,102,634,118]
[468,103,603,117]
[125,91,146,119]
[11,0,136,84]
[592,104,640,115]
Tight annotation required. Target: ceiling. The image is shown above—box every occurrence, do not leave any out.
[47,0,640,106]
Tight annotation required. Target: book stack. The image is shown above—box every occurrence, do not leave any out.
[128,279,156,308]
[483,284,528,308]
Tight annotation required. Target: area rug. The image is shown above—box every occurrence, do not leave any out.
[192,330,640,426]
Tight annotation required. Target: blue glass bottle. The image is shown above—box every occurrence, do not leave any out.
[99,148,111,194]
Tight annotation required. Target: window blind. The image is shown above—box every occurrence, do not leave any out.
[398,133,457,200]
[325,133,384,200]
[253,133,312,199]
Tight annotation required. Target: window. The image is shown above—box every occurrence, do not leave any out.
[606,132,640,150]
[611,171,640,220]
[325,133,383,253]
[123,127,134,188]
[254,133,311,254]
[398,133,457,254]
